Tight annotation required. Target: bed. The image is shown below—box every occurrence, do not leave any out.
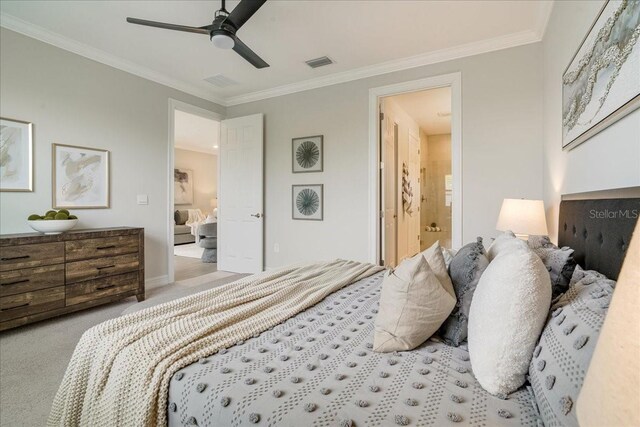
[49,192,639,427]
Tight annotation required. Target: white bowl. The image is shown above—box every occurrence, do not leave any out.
[28,219,78,234]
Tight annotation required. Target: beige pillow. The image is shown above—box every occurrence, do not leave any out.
[421,241,456,298]
[373,254,456,353]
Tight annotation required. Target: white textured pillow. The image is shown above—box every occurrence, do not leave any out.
[421,241,456,298]
[468,244,551,396]
[486,230,520,261]
[374,254,456,353]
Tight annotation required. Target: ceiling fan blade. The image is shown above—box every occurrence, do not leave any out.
[226,0,267,30]
[232,36,269,68]
[126,17,211,35]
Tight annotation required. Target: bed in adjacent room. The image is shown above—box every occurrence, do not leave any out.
[48,193,639,427]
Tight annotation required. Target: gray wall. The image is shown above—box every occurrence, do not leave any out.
[542,0,640,241]
[0,28,224,282]
[228,43,544,268]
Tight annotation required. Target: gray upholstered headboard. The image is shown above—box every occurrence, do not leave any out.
[558,190,639,280]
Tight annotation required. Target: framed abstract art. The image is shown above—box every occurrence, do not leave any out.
[292,135,323,173]
[0,117,33,192]
[52,143,110,209]
[292,184,323,221]
[562,0,640,150]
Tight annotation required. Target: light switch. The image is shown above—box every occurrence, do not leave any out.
[137,194,149,205]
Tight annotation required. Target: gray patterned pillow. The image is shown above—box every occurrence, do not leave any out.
[439,237,489,346]
[528,235,577,299]
[528,267,615,427]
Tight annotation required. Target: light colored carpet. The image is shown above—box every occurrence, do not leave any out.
[0,273,245,427]
[173,243,204,259]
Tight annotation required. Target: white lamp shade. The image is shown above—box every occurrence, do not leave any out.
[496,198,548,236]
[577,221,640,426]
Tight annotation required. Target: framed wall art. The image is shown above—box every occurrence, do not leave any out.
[174,168,194,205]
[562,0,640,150]
[0,117,33,192]
[292,184,323,221]
[292,135,323,173]
[53,143,110,208]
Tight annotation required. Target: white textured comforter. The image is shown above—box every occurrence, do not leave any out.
[48,260,382,427]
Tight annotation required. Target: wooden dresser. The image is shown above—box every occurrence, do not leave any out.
[0,227,144,331]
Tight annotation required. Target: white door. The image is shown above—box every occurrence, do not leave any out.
[381,101,397,268]
[218,114,264,273]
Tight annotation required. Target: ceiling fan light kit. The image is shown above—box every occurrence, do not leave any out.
[126,0,269,68]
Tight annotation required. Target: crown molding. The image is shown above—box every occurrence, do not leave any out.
[1,6,553,108]
[0,12,228,107]
[225,28,543,106]
[534,1,555,40]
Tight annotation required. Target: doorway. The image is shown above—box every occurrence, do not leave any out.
[167,100,223,284]
[369,73,462,267]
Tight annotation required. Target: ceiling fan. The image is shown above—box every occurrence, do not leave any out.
[126,0,269,69]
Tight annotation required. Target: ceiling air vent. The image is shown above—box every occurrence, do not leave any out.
[204,74,239,88]
[305,56,334,69]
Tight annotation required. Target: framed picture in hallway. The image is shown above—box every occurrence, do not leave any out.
[174,168,194,205]
[53,143,110,209]
[292,184,323,220]
[562,0,640,150]
[0,117,33,192]
[292,135,323,173]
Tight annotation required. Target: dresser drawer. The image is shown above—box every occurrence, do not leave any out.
[66,272,139,306]
[0,264,65,297]
[0,242,65,272]
[66,253,139,283]
[66,235,139,261]
[0,286,65,322]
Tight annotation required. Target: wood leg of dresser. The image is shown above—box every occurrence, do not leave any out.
[136,293,145,302]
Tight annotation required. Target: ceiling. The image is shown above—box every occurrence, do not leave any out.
[174,110,219,154]
[0,1,553,106]
[390,87,452,136]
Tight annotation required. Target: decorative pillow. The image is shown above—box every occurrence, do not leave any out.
[468,241,551,396]
[528,267,614,427]
[441,247,456,268]
[421,241,455,298]
[528,235,577,299]
[174,210,188,226]
[438,237,489,346]
[486,230,519,261]
[373,254,455,353]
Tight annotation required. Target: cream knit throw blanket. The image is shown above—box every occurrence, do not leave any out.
[48,259,382,427]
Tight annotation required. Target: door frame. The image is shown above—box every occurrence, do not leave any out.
[167,99,223,284]
[368,72,462,265]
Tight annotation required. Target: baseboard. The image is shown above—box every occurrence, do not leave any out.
[146,275,170,286]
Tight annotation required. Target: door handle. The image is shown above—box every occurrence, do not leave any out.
[251,213,262,218]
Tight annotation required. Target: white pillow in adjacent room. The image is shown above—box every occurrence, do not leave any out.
[468,239,551,396]
[421,241,456,298]
[374,254,456,353]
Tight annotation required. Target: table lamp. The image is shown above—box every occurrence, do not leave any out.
[496,198,548,239]
[577,220,639,426]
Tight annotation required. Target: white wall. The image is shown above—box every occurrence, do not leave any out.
[0,28,224,283]
[542,1,640,242]
[174,148,217,214]
[228,43,544,268]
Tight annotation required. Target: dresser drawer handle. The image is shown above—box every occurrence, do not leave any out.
[1,255,31,261]
[1,302,30,311]
[97,284,116,290]
[96,245,116,250]
[1,279,30,286]
[96,265,116,270]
